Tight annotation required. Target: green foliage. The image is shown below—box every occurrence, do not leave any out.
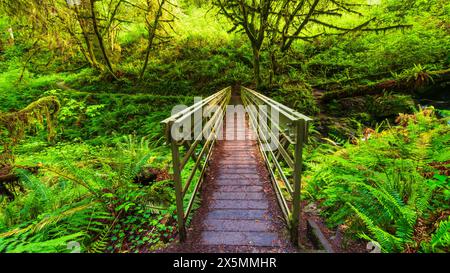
[391,64,432,81]
[0,199,108,253]
[0,135,176,253]
[421,216,450,253]
[305,109,450,252]
[107,189,176,253]
[269,84,320,116]
[26,88,192,144]
[328,93,415,118]
[297,3,449,87]
[0,0,448,254]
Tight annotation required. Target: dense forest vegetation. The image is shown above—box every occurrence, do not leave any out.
[0,0,448,253]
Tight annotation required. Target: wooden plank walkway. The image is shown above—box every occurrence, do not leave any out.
[164,92,294,253]
[199,112,282,248]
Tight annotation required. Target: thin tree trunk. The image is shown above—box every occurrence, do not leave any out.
[90,0,117,79]
[140,0,166,80]
[18,41,39,82]
[269,49,277,87]
[139,33,155,80]
[252,46,262,89]
[73,4,98,69]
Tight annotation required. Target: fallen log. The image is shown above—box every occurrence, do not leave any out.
[0,173,18,183]
[0,165,40,200]
[321,69,450,102]
[312,71,393,91]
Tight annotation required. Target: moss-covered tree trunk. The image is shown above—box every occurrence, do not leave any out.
[89,0,116,79]
[252,46,262,89]
[73,3,99,69]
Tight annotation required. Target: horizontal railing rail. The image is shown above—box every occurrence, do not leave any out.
[241,86,312,245]
[161,87,231,241]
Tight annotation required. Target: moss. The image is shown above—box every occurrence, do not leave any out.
[269,83,320,116]
[0,96,60,165]
[325,94,415,119]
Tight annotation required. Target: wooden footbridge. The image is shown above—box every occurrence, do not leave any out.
[162,86,311,251]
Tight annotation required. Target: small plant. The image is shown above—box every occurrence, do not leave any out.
[391,64,434,88]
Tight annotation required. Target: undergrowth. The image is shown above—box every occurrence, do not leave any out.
[305,108,450,252]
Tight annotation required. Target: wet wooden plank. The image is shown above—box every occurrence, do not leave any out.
[217,165,259,169]
[201,231,281,247]
[216,170,260,175]
[218,156,256,159]
[214,174,261,179]
[210,200,269,209]
[203,219,273,232]
[211,192,264,200]
[217,185,263,192]
[215,179,262,186]
[205,209,267,220]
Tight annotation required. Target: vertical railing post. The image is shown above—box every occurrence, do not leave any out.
[290,118,305,246]
[169,121,186,242]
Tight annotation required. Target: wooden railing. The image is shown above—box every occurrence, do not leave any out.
[162,86,311,245]
[241,87,312,245]
[161,87,231,241]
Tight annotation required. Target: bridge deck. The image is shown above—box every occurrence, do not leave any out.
[200,113,283,248]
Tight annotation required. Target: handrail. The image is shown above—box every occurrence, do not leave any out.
[241,87,312,245]
[161,87,231,242]
[162,85,310,245]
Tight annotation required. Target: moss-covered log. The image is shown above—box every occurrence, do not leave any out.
[321,69,450,102]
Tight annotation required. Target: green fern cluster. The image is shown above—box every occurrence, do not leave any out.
[0,199,109,253]
[0,135,174,253]
[305,108,450,252]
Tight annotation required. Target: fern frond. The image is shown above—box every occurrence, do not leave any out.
[426,217,450,253]
[348,202,404,252]
[8,232,85,253]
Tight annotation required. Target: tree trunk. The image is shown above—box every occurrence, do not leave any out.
[269,49,277,87]
[73,4,99,69]
[252,46,262,89]
[0,174,17,183]
[139,34,154,80]
[90,0,117,79]
[139,0,165,80]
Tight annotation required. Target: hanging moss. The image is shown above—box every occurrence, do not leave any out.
[0,96,60,165]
